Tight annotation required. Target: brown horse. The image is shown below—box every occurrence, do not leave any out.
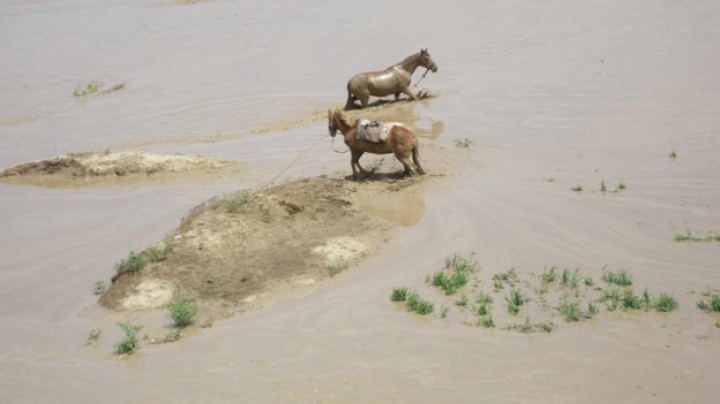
[328,109,425,179]
[345,49,438,110]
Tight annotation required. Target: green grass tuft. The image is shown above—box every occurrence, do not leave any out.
[540,266,557,284]
[115,251,147,275]
[167,297,199,328]
[571,185,583,192]
[478,315,495,328]
[391,287,409,302]
[148,237,175,263]
[406,292,434,315]
[505,288,528,315]
[601,268,633,286]
[559,299,594,322]
[696,290,720,312]
[655,293,678,312]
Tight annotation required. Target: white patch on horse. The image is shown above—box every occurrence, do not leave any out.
[356,119,404,143]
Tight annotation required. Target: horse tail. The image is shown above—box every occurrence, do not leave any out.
[412,139,426,175]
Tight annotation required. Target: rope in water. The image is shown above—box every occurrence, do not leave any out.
[331,136,349,153]
[260,134,327,190]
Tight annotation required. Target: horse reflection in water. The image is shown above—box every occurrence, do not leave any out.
[344,49,438,110]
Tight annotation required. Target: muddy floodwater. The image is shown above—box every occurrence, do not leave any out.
[2,0,720,403]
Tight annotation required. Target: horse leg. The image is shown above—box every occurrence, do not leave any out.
[351,149,366,179]
[345,89,356,110]
[412,145,426,175]
[396,153,417,177]
[401,87,418,102]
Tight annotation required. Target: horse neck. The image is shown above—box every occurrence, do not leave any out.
[335,115,355,137]
[396,53,422,74]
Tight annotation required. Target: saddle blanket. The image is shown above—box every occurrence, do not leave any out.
[355,119,404,143]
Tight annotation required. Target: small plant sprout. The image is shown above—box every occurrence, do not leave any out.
[445,253,479,273]
[86,329,101,345]
[391,287,408,302]
[492,268,518,290]
[571,185,583,192]
[455,295,468,307]
[114,251,147,275]
[115,322,142,355]
[73,81,102,98]
[540,266,557,284]
[478,315,495,328]
[640,288,653,312]
[93,281,107,295]
[167,297,199,328]
[475,292,494,315]
[669,150,677,159]
[439,306,449,319]
[674,230,705,242]
[453,138,474,148]
[600,180,607,193]
[617,182,627,191]
[505,288,528,315]
[584,276,594,287]
[600,287,622,311]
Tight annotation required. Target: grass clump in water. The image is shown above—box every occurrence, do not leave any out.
[601,268,633,286]
[558,299,595,322]
[115,322,142,355]
[391,287,409,302]
[505,288,528,315]
[429,254,477,295]
[654,293,678,312]
[406,292,434,315]
[696,289,720,313]
[540,266,557,285]
[492,268,518,291]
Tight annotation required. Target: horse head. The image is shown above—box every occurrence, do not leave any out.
[328,109,338,137]
[420,48,438,72]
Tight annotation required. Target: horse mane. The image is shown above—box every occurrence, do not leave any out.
[333,109,356,128]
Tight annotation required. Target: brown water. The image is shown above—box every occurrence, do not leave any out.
[2,0,720,402]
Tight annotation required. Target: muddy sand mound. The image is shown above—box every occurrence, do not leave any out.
[99,177,428,318]
[0,151,238,187]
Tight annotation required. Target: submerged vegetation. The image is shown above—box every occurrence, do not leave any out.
[115,322,142,355]
[395,255,689,332]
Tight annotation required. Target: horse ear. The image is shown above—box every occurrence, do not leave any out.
[421,48,428,54]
